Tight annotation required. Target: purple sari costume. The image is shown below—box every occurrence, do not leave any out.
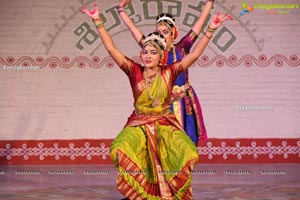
[167,30,207,145]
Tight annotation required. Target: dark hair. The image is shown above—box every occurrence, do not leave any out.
[156,13,178,39]
[156,13,176,28]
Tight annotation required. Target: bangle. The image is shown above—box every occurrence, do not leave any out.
[204,32,212,39]
[117,6,126,13]
[95,22,104,28]
[206,25,217,33]
[92,18,104,28]
[92,18,102,23]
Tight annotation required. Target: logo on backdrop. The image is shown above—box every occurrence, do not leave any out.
[241,2,299,15]
[240,2,254,16]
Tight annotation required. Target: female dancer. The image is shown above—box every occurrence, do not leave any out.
[81,4,231,200]
[116,0,215,145]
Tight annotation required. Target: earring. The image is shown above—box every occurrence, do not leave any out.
[171,33,174,41]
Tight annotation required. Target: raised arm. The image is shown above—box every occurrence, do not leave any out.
[192,0,214,35]
[117,0,144,43]
[181,13,233,70]
[81,4,125,66]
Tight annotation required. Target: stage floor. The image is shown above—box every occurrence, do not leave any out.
[0,164,299,199]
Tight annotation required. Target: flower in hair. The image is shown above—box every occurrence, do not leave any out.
[143,33,167,50]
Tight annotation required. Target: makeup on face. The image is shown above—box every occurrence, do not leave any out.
[156,25,172,48]
[141,45,161,68]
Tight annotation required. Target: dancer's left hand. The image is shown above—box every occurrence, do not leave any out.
[209,13,233,29]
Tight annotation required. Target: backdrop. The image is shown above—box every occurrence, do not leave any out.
[0,0,299,164]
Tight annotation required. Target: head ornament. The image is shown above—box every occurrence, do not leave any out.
[143,32,167,57]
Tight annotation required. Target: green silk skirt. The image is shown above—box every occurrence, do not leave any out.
[110,120,198,199]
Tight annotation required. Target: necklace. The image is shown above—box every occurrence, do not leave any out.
[143,70,163,107]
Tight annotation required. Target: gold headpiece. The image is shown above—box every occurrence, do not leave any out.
[143,32,167,57]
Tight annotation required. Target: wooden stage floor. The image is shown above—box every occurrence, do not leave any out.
[0,164,299,199]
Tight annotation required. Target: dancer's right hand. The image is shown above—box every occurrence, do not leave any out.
[119,0,131,8]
